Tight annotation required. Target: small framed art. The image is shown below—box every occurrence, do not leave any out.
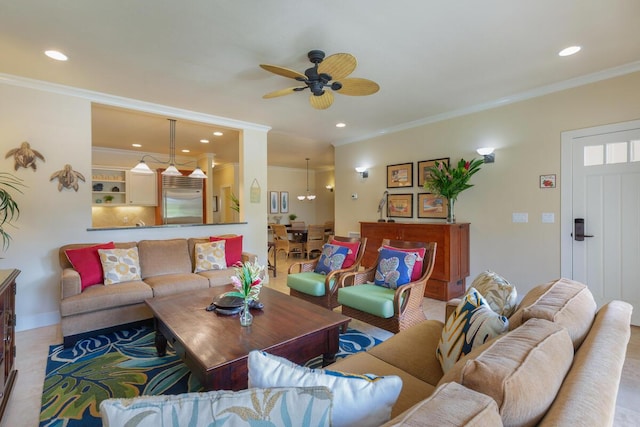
[387,193,413,218]
[269,191,279,214]
[417,193,447,219]
[418,158,450,187]
[540,174,556,188]
[387,162,413,188]
[280,191,289,213]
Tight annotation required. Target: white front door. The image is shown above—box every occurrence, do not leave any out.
[561,120,640,325]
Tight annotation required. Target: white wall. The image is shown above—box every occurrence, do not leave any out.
[0,80,269,332]
[335,71,640,296]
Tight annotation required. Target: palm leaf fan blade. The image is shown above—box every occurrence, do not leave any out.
[337,78,380,96]
[317,53,357,80]
[309,91,334,110]
[263,87,300,99]
[259,64,306,80]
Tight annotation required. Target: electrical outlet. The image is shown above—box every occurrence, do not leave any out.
[542,213,555,223]
[351,193,358,200]
[512,212,528,223]
[123,216,129,224]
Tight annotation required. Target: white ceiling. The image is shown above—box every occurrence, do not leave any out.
[2,1,640,170]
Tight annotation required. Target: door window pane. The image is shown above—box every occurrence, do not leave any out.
[606,142,627,164]
[631,140,640,162]
[584,145,603,166]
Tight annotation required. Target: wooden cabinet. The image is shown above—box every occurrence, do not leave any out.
[0,269,18,421]
[360,222,470,300]
[126,171,157,206]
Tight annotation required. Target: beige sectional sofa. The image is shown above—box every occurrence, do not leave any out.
[59,235,256,346]
[328,278,632,426]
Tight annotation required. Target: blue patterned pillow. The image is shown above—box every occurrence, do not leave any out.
[374,247,418,289]
[314,244,349,275]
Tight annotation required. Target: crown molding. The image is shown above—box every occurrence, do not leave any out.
[333,60,640,147]
[0,73,271,133]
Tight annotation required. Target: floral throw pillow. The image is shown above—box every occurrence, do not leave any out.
[470,270,518,317]
[98,247,142,285]
[436,287,509,373]
[194,241,227,273]
[374,247,418,289]
[314,244,349,275]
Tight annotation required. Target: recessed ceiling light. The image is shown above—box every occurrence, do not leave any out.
[558,46,581,57]
[181,149,190,153]
[131,143,142,148]
[336,122,346,128]
[213,131,223,136]
[44,50,68,61]
[200,139,209,143]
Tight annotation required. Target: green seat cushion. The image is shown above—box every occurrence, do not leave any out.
[287,272,335,297]
[338,284,397,318]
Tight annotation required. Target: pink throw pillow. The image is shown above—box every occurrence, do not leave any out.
[381,245,426,281]
[210,235,243,266]
[65,242,116,290]
[329,239,361,268]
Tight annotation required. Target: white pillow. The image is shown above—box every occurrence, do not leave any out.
[248,350,402,427]
[436,287,509,373]
[194,241,226,273]
[100,386,332,427]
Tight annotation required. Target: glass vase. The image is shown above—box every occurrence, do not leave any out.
[240,298,253,327]
[447,198,456,223]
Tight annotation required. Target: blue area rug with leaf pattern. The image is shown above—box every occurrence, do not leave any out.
[39,326,381,426]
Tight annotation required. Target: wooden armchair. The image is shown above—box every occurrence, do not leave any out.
[271,224,303,259]
[337,240,437,333]
[304,224,326,259]
[287,235,368,310]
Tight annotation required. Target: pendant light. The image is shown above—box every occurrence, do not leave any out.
[130,119,206,179]
[297,158,316,201]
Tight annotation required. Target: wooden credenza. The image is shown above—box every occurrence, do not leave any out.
[0,269,18,422]
[360,222,469,300]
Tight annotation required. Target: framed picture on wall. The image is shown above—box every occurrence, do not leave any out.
[280,191,289,213]
[269,191,279,214]
[418,158,449,187]
[387,193,413,218]
[417,193,447,219]
[387,162,414,188]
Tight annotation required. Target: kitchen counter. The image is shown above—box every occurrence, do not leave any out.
[87,222,248,232]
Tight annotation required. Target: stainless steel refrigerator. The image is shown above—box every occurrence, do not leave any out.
[162,176,204,224]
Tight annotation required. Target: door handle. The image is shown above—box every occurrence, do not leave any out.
[573,218,594,241]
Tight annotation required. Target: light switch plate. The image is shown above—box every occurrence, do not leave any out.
[542,213,555,223]
[512,212,528,223]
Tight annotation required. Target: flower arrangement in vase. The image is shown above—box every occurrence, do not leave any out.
[227,260,265,326]
[424,158,483,223]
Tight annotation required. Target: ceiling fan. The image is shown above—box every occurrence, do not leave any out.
[260,50,380,109]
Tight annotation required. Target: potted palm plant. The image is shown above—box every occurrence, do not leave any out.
[0,173,24,250]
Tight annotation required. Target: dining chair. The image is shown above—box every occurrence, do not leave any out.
[270,224,303,259]
[337,240,437,333]
[287,235,368,310]
[304,224,326,259]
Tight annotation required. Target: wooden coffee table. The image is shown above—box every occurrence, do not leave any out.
[145,285,351,391]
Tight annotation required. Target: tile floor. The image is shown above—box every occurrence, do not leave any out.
[2,256,638,426]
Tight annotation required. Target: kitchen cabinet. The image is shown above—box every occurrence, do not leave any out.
[126,171,157,206]
[0,269,19,422]
[360,222,470,300]
[92,167,126,206]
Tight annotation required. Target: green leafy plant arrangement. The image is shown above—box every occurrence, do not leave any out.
[230,193,240,213]
[0,172,25,250]
[423,158,483,201]
[288,214,297,221]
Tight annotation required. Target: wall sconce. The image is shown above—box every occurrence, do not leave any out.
[325,185,334,192]
[355,166,369,178]
[476,147,495,163]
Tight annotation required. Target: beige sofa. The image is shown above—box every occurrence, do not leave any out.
[59,236,256,346]
[328,278,633,426]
